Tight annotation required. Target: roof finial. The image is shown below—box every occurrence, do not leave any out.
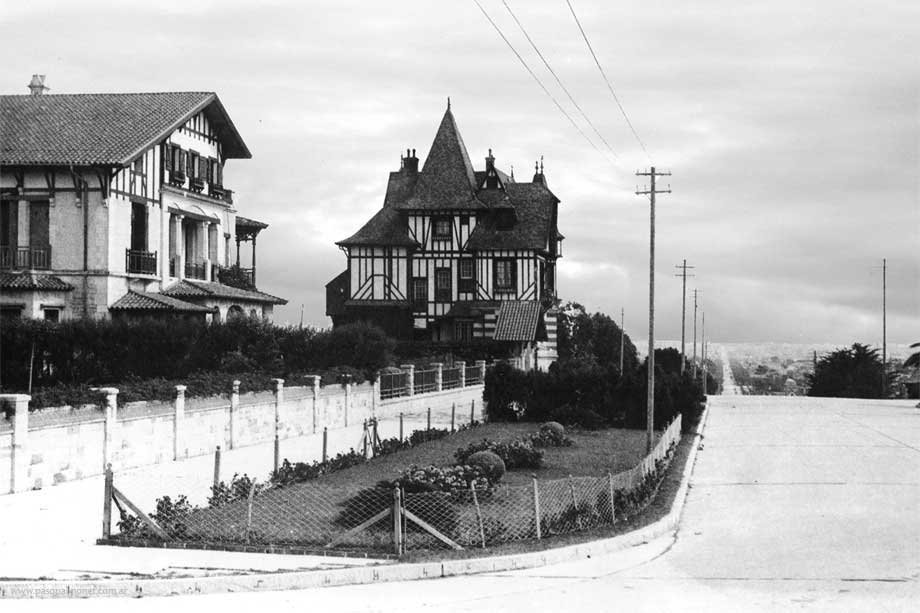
[510,165,515,180]
[539,155,544,173]
[447,96,451,110]
[535,160,539,173]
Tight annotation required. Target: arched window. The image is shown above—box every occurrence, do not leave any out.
[249,308,259,319]
[227,305,245,320]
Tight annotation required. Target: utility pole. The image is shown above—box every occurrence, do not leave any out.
[636,167,671,454]
[619,307,625,375]
[882,258,887,397]
[700,311,706,396]
[675,260,694,373]
[691,289,699,379]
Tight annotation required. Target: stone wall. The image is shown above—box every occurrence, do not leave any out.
[0,376,485,494]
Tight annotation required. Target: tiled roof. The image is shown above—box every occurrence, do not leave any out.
[493,301,542,342]
[236,215,268,229]
[162,279,287,305]
[0,271,73,291]
[398,107,486,211]
[109,290,213,313]
[0,92,250,166]
[337,207,419,247]
[466,183,559,251]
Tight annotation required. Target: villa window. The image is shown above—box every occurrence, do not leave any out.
[435,267,451,302]
[494,258,516,293]
[432,217,451,241]
[411,277,427,310]
[459,258,475,293]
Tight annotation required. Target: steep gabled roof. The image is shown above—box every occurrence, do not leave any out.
[0,92,250,166]
[162,279,287,305]
[466,182,559,251]
[399,106,485,211]
[337,207,419,247]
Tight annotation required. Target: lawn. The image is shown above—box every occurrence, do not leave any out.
[128,423,665,555]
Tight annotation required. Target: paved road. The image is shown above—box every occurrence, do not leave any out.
[8,396,919,611]
[720,346,742,395]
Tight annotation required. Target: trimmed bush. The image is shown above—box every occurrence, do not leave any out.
[455,438,543,470]
[466,450,506,482]
[550,404,606,431]
[530,421,573,447]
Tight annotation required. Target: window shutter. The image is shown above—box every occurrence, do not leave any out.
[216,161,223,186]
[199,156,207,182]
[179,150,187,175]
[162,143,171,172]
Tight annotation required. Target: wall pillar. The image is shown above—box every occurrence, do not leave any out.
[99,387,119,470]
[311,375,321,433]
[175,214,185,279]
[456,361,466,387]
[3,394,30,493]
[476,360,487,383]
[344,379,351,427]
[173,385,186,460]
[229,380,240,449]
[272,378,284,438]
[432,363,443,392]
[372,373,380,417]
[401,364,415,396]
[203,221,213,281]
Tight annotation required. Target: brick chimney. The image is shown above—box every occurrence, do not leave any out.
[403,148,419,174]
[28,75,48,96]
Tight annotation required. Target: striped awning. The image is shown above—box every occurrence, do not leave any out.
[493,301,542,342]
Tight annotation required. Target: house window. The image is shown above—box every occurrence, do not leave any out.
[130,202,147,252]
[188,151,200,179]
[454,320,474,343]
[432,217,451,241]
[494,258,516,293]
[0,305,23,321]
[132,156,143,174]
[459,258,475,293]
[411,277,427,310]
[435,267,451,302]
[209,158,222,187]
[43,307,61,322]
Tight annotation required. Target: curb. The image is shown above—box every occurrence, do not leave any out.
[0,405,710,599]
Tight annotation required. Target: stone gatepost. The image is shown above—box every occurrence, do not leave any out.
[310,375,321,433]
[456,361,466,387]
[229,380,240,449]
[431,363,443,392]
[173,385,186,460]
[372,373,380,417]
[3,394,30,493]
[401,364,415,396]
[476,360,487,383]
[99,387,119,470]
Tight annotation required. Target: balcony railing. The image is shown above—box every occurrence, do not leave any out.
[185,261,207,280]
[0,245,52,270]
[169,256,178,278]
[126,249,157,275]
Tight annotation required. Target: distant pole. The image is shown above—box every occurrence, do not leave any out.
[619,307,625,375]
[299,304,304,329]
[636,166,672,453]
[691,289,699,379]
[675,260,694,374]
[882,258,887,397]
[700,312,706,396]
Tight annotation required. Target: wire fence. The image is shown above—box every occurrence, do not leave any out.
[102,416,682,557]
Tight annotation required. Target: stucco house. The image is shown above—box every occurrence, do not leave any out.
[326,102,561,370]
[0,76,285,321]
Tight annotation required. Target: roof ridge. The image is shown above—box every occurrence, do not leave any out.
[0,91,215,98]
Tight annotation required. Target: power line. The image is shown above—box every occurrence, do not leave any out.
[471,0,602,156]
[502,0,618,162]
[565,0,653,163]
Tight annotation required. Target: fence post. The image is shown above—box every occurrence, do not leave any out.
[427,407,431,432]
[4,394,30,494]
[311,375,321,434]
[372,373,380,418]
[456,361,466,387]
[470,399,475,426]
[476,360,487,384]
[362,419,369,458]
[322,426,328,464]
[470,481,486,549]
[451,403,455,432]
[432,363,443,392]
[213,446,222,490]
[245,479,257,543]
[393,487,403,556]
[532,474,542,539]
[401,364,415,396]
[102,463,113,539]
[273,434,280,474]
[608,472,616,524]
[399,412,404,442]
[229,380,240,449]
[100,387,119,470]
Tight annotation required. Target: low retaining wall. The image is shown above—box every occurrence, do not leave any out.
[0,378,485,494]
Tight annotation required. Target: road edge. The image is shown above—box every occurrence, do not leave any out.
[0,403,711,599]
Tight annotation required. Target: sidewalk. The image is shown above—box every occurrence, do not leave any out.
[0,413,446,581]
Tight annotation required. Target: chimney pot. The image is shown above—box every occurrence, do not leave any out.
[28,74,48,96]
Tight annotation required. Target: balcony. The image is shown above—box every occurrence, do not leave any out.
[0,245,52,270]
[125,249,157,275]
[185,261,207,280]
[216,264,254,289]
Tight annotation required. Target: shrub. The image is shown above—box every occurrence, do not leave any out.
[530,421,573,447]
[465,450,506,482]
[455,438,543,470]
[392,464,491,493]
[408,427,450,446]
[208,473,266,507]
[549,404,606,430]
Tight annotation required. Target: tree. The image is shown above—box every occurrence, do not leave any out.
[807,343,888,398]
[555,301,639,374]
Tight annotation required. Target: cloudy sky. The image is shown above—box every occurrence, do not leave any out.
[3,0,918,344]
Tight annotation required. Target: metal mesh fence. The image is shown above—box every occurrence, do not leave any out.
[106,416,683,556]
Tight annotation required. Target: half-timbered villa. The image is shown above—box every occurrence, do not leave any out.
[327,102,561,369]
[0,76,285,321]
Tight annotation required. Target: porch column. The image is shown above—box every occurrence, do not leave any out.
[251,234,257,286]
[160,203,168,281]
[174,214,185,280]
[203,221,212,281]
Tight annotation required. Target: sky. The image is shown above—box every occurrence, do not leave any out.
[2,0,918,345]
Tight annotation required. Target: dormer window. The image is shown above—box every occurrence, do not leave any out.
[433,217,451,241]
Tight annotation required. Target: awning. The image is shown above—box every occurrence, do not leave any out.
[493,301,542,342]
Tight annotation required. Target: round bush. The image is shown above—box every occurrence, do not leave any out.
[466,450,506,482]
[540,421,565,437]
